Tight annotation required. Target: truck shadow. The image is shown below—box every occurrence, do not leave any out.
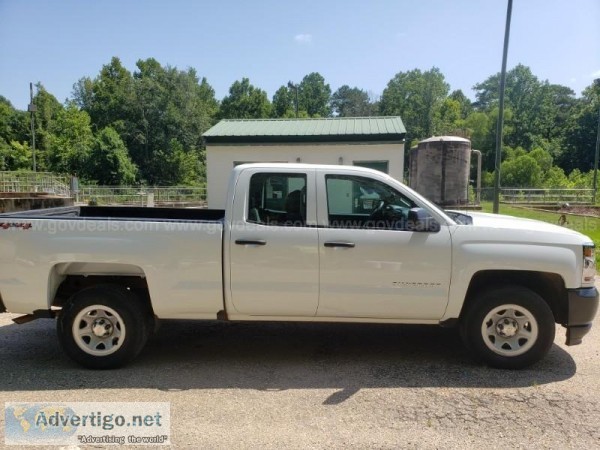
[0,318,577,404]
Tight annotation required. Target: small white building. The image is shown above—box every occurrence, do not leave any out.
[202,117,406,208]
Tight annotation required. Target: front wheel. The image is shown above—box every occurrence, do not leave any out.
[460,286,555,369]
[57,285,150,369]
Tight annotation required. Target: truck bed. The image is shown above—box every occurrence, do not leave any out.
[0,206,225,222]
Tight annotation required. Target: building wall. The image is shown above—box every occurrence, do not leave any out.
[206,142,405,208]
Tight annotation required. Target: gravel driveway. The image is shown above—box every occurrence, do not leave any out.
[1,297,599,449]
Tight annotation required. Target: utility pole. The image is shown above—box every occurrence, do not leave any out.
[28,83,37,172]
[492,0,513,214]
[288,81,299,118]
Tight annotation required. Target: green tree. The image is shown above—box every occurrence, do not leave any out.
[46,102,94,176]
[568,169,593,188]
[331,85,375,117]
[449,89,473,119]
[298,72,332,117]
[501,154,543,187]
[128,58,216,184]
[0,141,32,171]
[464,111,493,152]
[32,85,64,170]
[379,67,449,140]
[271,86,296,118]
[537,84,576,143]
[73,57,217,184]
[220,78,272,119]
[74,57,135,134]
[544,166,570,188]
[0,96,31,170]
[85,127,137,185]
[464,107,514,171]
[558,82,600,172]
[529,147,553,173]
[473,64,576,151]
[437,98,462,134]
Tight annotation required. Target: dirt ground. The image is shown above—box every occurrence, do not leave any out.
[558,206,600,217]
[1,298,600,449]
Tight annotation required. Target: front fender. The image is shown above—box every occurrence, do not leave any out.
[442,226,581,321]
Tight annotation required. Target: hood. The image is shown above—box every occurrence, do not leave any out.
[457,211,585,237]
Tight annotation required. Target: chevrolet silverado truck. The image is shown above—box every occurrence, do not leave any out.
[0,164,597,369]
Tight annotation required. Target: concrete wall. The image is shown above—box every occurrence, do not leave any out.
[206,142,405,208]
[0,197,74,213]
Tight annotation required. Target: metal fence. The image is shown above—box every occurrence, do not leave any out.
[1,171,595,207]
[0,171,70,196]
[498,188,594,205]
[76,186,207,206]
[0,172,207,206]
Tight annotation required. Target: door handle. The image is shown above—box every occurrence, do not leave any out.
[235,239,267,246]
[324,241,355,248]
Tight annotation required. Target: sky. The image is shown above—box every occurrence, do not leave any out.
[1,0,599,111]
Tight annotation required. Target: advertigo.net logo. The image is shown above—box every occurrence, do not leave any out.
[4,402,170,446]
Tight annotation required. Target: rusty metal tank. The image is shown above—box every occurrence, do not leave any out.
[409,136,471,206]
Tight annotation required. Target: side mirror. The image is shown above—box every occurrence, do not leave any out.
[444,211,473,225]
[407,208,440,232]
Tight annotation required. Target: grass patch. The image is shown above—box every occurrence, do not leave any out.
[479,202,600,264]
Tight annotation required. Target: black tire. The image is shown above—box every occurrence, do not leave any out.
[57,284,150,369]
[460,286,555,369]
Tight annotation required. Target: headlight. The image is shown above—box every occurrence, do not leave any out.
[583,244,596,285]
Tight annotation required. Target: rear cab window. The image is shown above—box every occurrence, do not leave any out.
[247,173,307,227]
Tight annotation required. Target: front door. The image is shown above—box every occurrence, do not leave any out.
[316,171,452,320]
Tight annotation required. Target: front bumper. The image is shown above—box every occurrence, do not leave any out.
[565,287,599,345]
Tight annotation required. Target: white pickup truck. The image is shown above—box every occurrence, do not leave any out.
[0,164,597,369]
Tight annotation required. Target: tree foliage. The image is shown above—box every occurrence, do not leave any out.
[557,84,600,173]
[272,86,296,118]
[473,64,577,153]
[1,60,598,192]
[86,127,137,185]
[220,78,272,119]
[0,96,31,170]
[501,154,543,188]
[73,57,218,184]
[298,72,332,117]
[379,67,449,141]
[331,85,376,117]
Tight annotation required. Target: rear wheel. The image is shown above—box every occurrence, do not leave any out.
[57,285,150,369]
[461,286,555,369]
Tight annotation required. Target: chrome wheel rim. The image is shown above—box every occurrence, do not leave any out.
[72,305,126,356]
[481,304,538,357]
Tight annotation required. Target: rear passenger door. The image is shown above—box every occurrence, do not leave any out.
[228,168,320,316]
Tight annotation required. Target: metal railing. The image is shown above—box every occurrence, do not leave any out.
[499,188,594,205]
[0,171,70,196]
[2,171,593,208]
[76,186,207,206]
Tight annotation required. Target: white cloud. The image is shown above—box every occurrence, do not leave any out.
[591,69,600,78]
[294,34,312,44]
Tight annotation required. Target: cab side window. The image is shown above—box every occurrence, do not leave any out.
[248,173,307,227]
[325,175,415,230]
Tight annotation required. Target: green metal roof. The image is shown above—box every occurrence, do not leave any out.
[202,117,406,144]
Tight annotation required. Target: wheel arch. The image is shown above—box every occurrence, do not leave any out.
[459,270,568,324]
[50,263,153,316]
